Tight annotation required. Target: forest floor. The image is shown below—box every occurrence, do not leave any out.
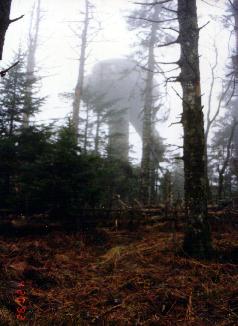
[0,217,238,325]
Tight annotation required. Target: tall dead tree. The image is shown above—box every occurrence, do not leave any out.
[127,1,167,205]
[23,0,42,127]
[177,0,212,257]
[0,0,23,61]
[72,0,90,137]
[140,5,159,205]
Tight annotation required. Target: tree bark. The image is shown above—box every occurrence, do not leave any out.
[0,0,12,60]
[178,0,212,258]
[72,0,89,137]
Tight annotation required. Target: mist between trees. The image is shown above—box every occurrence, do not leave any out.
[0,0,237,260]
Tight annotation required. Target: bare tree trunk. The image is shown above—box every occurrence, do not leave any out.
[178,0,212,258]
[218,120,238,199]
[83,103,90,153]
[72,0,89,136]
[0,0,12,60]
[23,0,41,127]
[140,5,159,205]
[231,0,238,156]
[0,1,24,61]
[95,112,101,154]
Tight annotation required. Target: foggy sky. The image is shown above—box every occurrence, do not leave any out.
[1,0,231,163]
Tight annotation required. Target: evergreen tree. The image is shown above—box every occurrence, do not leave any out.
[0,50,44,211]
[0,51,44,137]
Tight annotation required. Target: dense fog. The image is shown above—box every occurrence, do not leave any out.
[2,0,228,163]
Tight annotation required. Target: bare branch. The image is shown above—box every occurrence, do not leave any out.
[162,6,178,13]
[210,79,232,125]
[206,40,218,137]
[133,0,172,5]
[162,27,179,33]
[171,86,192,110]
[171,86,183,101]
[127,15,178,23]
[158,60,179,65]
[198,21,210,31]
[165,76,180,84]
[169,120,182,127]
[158,39,179,47]
[228,0,238,12]
[0,61,19,77]
[137,63,157,73]
[160,66,180,73]
[206,74,233,142]
[9,15,24,24]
